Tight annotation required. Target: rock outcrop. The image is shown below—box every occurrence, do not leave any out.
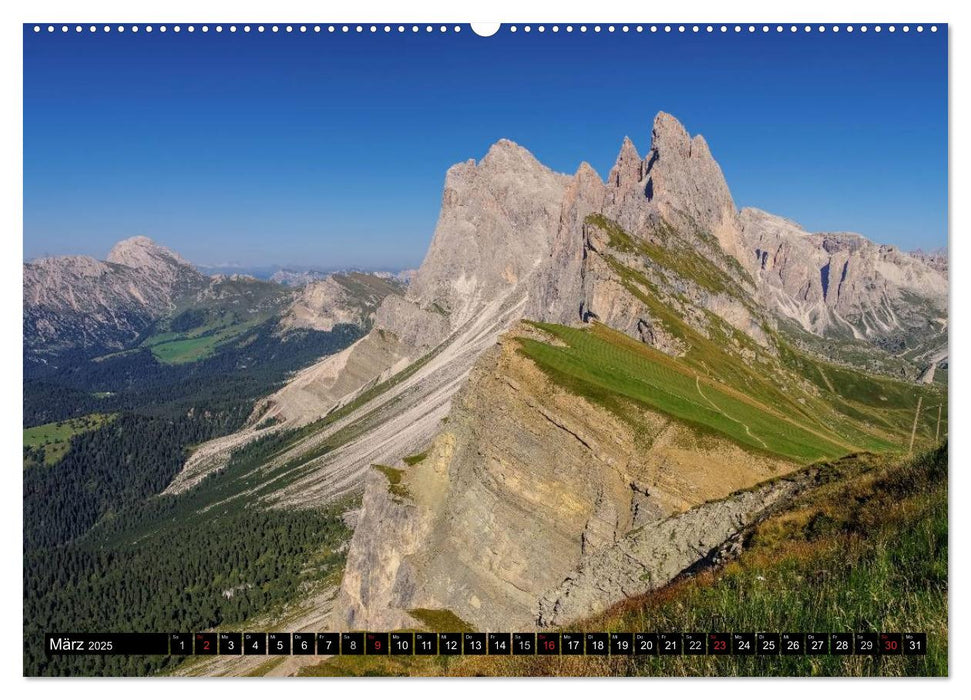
[910,248,948,276]
[403,138,569,333]
[279,272,403,333]
[644,112,744,261]
[336,326,798,631]
[536,473,807,627]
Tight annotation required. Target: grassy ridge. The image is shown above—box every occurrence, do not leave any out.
[298,447,947,677]
[515,309,944,465]
[519,322,877,463]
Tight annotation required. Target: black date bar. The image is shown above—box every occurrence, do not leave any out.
[46,633,169,655]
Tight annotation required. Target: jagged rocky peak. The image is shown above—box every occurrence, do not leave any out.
[649,111,694,157]
[106,235,191,270]
[575,160,602,183]
[399,137,570,334]
[643,111,742,259]
[608,136,643,188]
[480,137,543,169]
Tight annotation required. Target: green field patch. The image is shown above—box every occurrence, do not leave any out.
[374,464,410,502]
[143,317,266,364]
[23,413,117,468]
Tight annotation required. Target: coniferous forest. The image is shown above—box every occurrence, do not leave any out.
[23,322,362,676]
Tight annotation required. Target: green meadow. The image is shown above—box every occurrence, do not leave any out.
[23,413,117,467]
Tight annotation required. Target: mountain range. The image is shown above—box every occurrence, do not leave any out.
[23,238,405,370]
[153,112,947,648]
[23,112,948,675]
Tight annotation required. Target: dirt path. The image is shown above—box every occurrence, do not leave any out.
[695,375,769,450]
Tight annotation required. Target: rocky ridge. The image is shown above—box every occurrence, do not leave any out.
[738,208,947,344]
[159,112,947,636]
[24,238,404,370]
[336,326,798,631]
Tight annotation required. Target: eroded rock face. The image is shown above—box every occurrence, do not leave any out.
[738,207,948,342]
[526,162,606,325]
[165,141,571,497]
[645,112,743,261]
[404,139,570,332]
[536,473,807,627]
[279,273,403,333]
[336,326,797,630]
[910,248,948,276]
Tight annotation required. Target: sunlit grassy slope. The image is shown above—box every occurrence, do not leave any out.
[517,321,943,464]
[571,214,946,459]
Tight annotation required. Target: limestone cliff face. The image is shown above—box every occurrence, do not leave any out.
[401,139,570,336]
[336,325,797,630]
[536,472,807,626]
[261,138,570,427]
[738,207,948,343]
[167,140,572,498]
[526,162,606,326]
[644,112,743,261]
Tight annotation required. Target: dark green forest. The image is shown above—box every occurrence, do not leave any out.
[24,320,363,425]
[23,321,362,676]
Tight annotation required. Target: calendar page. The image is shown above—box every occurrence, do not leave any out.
[22,19,948,679]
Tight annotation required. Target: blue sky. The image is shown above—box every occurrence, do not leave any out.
[24,25,948,269]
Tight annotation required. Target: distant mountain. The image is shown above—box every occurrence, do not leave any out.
[739,209,947,348]
[197,264,287,279]
[24,237,206,362]
[270,267,416,287]
[910,247,948,276]
[23,237,404,370]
